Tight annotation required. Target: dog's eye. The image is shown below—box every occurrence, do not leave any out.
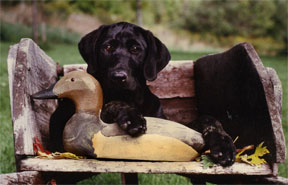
[130,45,140,54]
[105,45,114,52]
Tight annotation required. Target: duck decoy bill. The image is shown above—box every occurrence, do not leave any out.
[31,83,57,99]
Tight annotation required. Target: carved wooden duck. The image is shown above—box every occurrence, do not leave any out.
[32,71,204,161]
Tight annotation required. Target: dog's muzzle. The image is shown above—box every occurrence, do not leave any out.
[111,71,128,83]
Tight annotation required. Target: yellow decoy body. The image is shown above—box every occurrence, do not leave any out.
[33,71,204,161]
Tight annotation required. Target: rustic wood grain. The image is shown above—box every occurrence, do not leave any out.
[7,44,18,117]
[20,158,272,175]
[243,43,285,163]
[0,171,43,184]
[267,67,286,164]
[8,38,58,155]
[147,60,195,98]
[261,176,288,185]
[160,98,197,125]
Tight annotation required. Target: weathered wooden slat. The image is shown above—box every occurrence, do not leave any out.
[0,171,43,184]
[7,44,18,117]
[147,60,195,98]
[160,98,197,125]
[63,64,87,74]
[20,158,272,175]
[243,43,285,163]
[8,38,58,155]
[261,176,288,185]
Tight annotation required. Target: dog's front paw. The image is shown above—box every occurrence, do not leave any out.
[207,132,236,167]
[117,109,147,136]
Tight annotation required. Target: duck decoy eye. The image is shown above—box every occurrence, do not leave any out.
[71,78,75,82]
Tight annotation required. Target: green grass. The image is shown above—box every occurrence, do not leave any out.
[0,41,16,173]
[0,41,287,183]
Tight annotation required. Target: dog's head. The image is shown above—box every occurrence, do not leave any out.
[78,22,170,91]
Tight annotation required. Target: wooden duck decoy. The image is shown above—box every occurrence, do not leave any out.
[32,71,204,161]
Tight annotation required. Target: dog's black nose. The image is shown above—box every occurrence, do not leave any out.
[111,71,128,82]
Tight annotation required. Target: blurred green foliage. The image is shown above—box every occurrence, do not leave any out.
[1,0,287,54]
[178,0,287,54]
[0,22,80,49]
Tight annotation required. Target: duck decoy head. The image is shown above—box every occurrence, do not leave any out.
[32,71,103,113]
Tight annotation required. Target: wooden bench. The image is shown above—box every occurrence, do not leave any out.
[2,38,287,184]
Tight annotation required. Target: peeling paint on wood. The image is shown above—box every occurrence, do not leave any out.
[0,171,43,184]
[148,60,195,99]
[8,38,58,155]
[243,43,285,163]
[20,158,272,175]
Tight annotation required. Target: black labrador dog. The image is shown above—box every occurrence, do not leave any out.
[51,22,235,167]
[78,22,170,136]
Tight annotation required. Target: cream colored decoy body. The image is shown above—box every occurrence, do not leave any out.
[33,71,204,161]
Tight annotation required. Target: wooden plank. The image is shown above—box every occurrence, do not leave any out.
[9,38,58,155]
[160,98,197,125]
[7,44,19,117]
[261,176,288,185]
[63,64,87,74]
[20,158,272,175]
[267,67,286,164]
[0,171,43,184]
[147,60,195,98]
[243,43,285,163]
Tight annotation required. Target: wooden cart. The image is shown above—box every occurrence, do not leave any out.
[1,38,287,184]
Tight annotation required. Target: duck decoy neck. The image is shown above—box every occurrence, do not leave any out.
[68,87,103,115]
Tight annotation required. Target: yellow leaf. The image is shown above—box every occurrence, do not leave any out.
[36,151,54,159]
[235,145,254,162]
[58,152,86,159]
[36,151,86,159]
[239,154,267,166]
[254,142,269,157]
[236,142,270,166]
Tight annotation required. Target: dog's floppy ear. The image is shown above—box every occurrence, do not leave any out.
[142,30,171,81]
[78,25,108,76]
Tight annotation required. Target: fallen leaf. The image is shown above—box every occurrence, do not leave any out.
[36,151,86,159]
[235,145,254,162]
[53,152,86,159]
[237,142,269,166]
